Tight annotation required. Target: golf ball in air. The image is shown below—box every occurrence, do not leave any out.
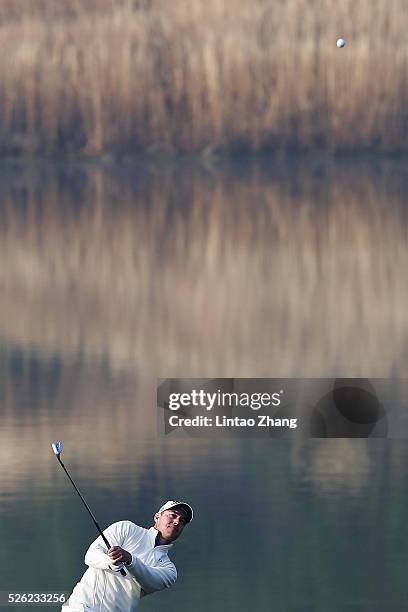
[337,38,346,48]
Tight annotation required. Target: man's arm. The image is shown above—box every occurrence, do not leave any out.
[105,547,177,592]
[125,556,177,594]
[84,522,126,570]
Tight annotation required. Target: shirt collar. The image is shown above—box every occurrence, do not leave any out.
[148,526,174,549]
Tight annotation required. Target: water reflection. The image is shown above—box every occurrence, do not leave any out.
[1,159,408,610]
[0,159,407,377]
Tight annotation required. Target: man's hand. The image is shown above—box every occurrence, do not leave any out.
[107,546,132,566]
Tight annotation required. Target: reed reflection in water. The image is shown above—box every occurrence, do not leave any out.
[0,159,406,377]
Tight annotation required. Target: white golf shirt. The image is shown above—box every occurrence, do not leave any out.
[63,521,177,612]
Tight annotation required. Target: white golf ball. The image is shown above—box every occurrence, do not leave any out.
[337,38,346,48]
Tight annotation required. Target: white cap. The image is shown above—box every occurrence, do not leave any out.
[157,500,194,523]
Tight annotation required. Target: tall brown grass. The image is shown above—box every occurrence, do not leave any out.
[0,0,406,156]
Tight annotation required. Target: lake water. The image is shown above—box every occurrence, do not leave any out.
[0,157,407,611]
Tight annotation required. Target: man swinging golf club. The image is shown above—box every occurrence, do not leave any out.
[52,442,193,612]
[63,500,192,611]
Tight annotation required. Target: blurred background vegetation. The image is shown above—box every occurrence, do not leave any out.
[0,0,406,157]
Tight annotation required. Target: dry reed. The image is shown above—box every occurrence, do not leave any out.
[0,0,406,156]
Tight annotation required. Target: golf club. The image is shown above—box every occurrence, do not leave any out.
[51,441,126,577]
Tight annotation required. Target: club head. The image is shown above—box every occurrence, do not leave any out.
[51,441,64,457]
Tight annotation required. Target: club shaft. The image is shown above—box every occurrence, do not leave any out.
[57,456,126,576]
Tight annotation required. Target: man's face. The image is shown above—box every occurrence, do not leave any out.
[154,507,188,543]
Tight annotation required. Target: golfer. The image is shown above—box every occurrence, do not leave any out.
[63,500,193,612]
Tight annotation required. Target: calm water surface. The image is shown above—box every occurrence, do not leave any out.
[0,158,407,611]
